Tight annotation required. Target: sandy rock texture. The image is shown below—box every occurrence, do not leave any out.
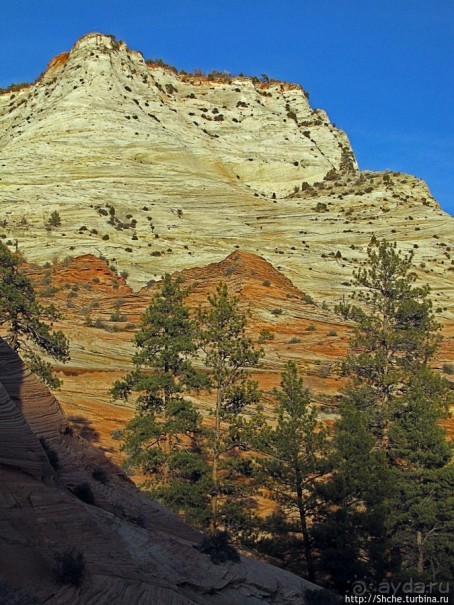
[1,32,451,316]
[0,33,453,599]
[13,247,451,465]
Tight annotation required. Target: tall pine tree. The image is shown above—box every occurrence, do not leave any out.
[197,283,262,532]
[112,275,210,526]
[318,238,453,589]
[252,361,329,583]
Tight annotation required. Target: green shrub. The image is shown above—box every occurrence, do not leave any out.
[93,318,107,330]
[41,286,59,298]
[442,363,454,375]
[196,531,240,564]
[271,308,283,316]
[258,328,274,343]
[53,548,85,587]
[46,211,61,228]
[73,482,95,505]
[305,324,316,331]
[318,364,331,378]
[110,309,127,322]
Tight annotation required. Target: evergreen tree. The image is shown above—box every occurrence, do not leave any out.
[336,237,442,454]
[319,238,453,588]
[46,211,62,229]
[0,242,69,388]
[252,362,329,583]
[390,368,453,582]
[197,283,262,532]
[112,275,210,526]
[315,400,393,591]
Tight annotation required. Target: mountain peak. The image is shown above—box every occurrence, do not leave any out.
[0,33,452,317]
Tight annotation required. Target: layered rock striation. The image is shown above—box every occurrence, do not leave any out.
[1,33,451,314]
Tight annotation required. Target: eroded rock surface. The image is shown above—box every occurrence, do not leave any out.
[0,338,320,603]
[0,33,451,316]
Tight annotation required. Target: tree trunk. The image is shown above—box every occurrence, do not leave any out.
[210,388,222,532]
[416,530,424,575]
[296,476,315,583]
[162,392,170,484]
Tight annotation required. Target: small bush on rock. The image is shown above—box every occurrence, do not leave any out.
[53,548,85,587]
[73,482,95,505]
[197,531,240,564]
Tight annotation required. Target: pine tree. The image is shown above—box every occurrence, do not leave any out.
[0,242,70,388]
[390,367,453,582]
[112,274,210,526]
[46,211,62,229]
[197,283,262,532]
[319,238,453,588]
[336,237,442,454]
[315,400,393,591]
[252,362,329,583]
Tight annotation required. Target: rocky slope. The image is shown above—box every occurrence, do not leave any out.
[0,32,452,317]
[0,337,322,603]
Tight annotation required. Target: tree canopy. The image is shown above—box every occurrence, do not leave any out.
[0,242,69,388]
[319,238,453,589]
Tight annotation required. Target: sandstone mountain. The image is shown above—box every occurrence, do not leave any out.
[0,32,452,316]
[0,32,453,600]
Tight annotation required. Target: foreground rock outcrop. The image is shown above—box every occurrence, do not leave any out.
[0,338,321,603]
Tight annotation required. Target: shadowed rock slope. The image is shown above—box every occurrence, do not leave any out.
[0,338,320,604]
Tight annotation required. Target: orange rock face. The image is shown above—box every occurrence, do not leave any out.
[17,248,452,460]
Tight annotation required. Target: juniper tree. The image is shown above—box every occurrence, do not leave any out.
[252,362,329,583]
[197,283,262,532]
[319,238,453,588]
[112,274,210,526]
[0,242,69,388]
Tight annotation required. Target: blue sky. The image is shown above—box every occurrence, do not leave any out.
[2,0,453,215]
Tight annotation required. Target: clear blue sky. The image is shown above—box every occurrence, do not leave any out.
[2,1,453,215]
